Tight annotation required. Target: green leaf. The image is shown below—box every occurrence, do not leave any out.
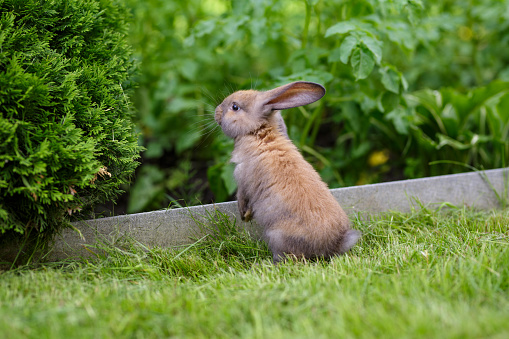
[401,74,409,92]
[207,163,228,202]
[340,101,363,133]
[436,134,471,150]
[339,36,358,64]
[179,59,198,81]
[278,69,334,85]
[405,89,447,134]
[351,141,371,158]
[440,103,460,137]
[325,21,357,37]
[386,107,410,135]
[175,129,202,154]
[496,92,509,122]
[144,141,164,159]
[220,162,237,196]
[380,67,400,93]
[350,47,375,80]
[194,19,216,37]
[405,89,443,114]
[127,166,165,213]
[361,36,382,64]
[328,47,342,63]
[208,161,238,201]
[378,91,400,113]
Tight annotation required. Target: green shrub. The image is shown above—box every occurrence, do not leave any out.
[125,0,509,212]
[0,0,142,236]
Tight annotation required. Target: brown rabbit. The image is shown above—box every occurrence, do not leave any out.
[215,81,361,263]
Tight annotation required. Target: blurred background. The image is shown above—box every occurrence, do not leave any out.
[104,0,509,216]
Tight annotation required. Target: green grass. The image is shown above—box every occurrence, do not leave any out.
[1,206,508,338]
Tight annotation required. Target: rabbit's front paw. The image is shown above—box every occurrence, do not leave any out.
[242,209,253,222]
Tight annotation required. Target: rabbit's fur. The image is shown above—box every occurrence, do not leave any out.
[215,81,361,263]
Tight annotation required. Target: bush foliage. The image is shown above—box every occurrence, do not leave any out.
[126,0,509,213]
[0,0,142,235]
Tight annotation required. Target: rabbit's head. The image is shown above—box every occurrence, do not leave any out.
[215,81,325,138]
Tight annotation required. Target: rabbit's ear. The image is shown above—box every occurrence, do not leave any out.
[262,81,325,111]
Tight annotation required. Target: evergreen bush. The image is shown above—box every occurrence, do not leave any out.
[0,0,142,237]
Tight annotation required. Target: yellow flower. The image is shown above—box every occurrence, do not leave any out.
[458,26,473,41]
[368,150,390,167]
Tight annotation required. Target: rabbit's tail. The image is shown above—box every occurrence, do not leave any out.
[338,229,361,254]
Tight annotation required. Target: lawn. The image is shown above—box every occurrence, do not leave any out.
[1,206,508,338]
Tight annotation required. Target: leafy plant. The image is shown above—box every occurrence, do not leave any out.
[399,81,509,178]
[0,0,142,238]
[125,0,509,212]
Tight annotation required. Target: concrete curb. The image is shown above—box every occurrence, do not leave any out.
[50,168,509,260]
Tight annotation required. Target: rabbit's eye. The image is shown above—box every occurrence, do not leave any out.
[232,103,240,111]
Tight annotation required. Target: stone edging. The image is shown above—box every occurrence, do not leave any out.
[50,168,509,260]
